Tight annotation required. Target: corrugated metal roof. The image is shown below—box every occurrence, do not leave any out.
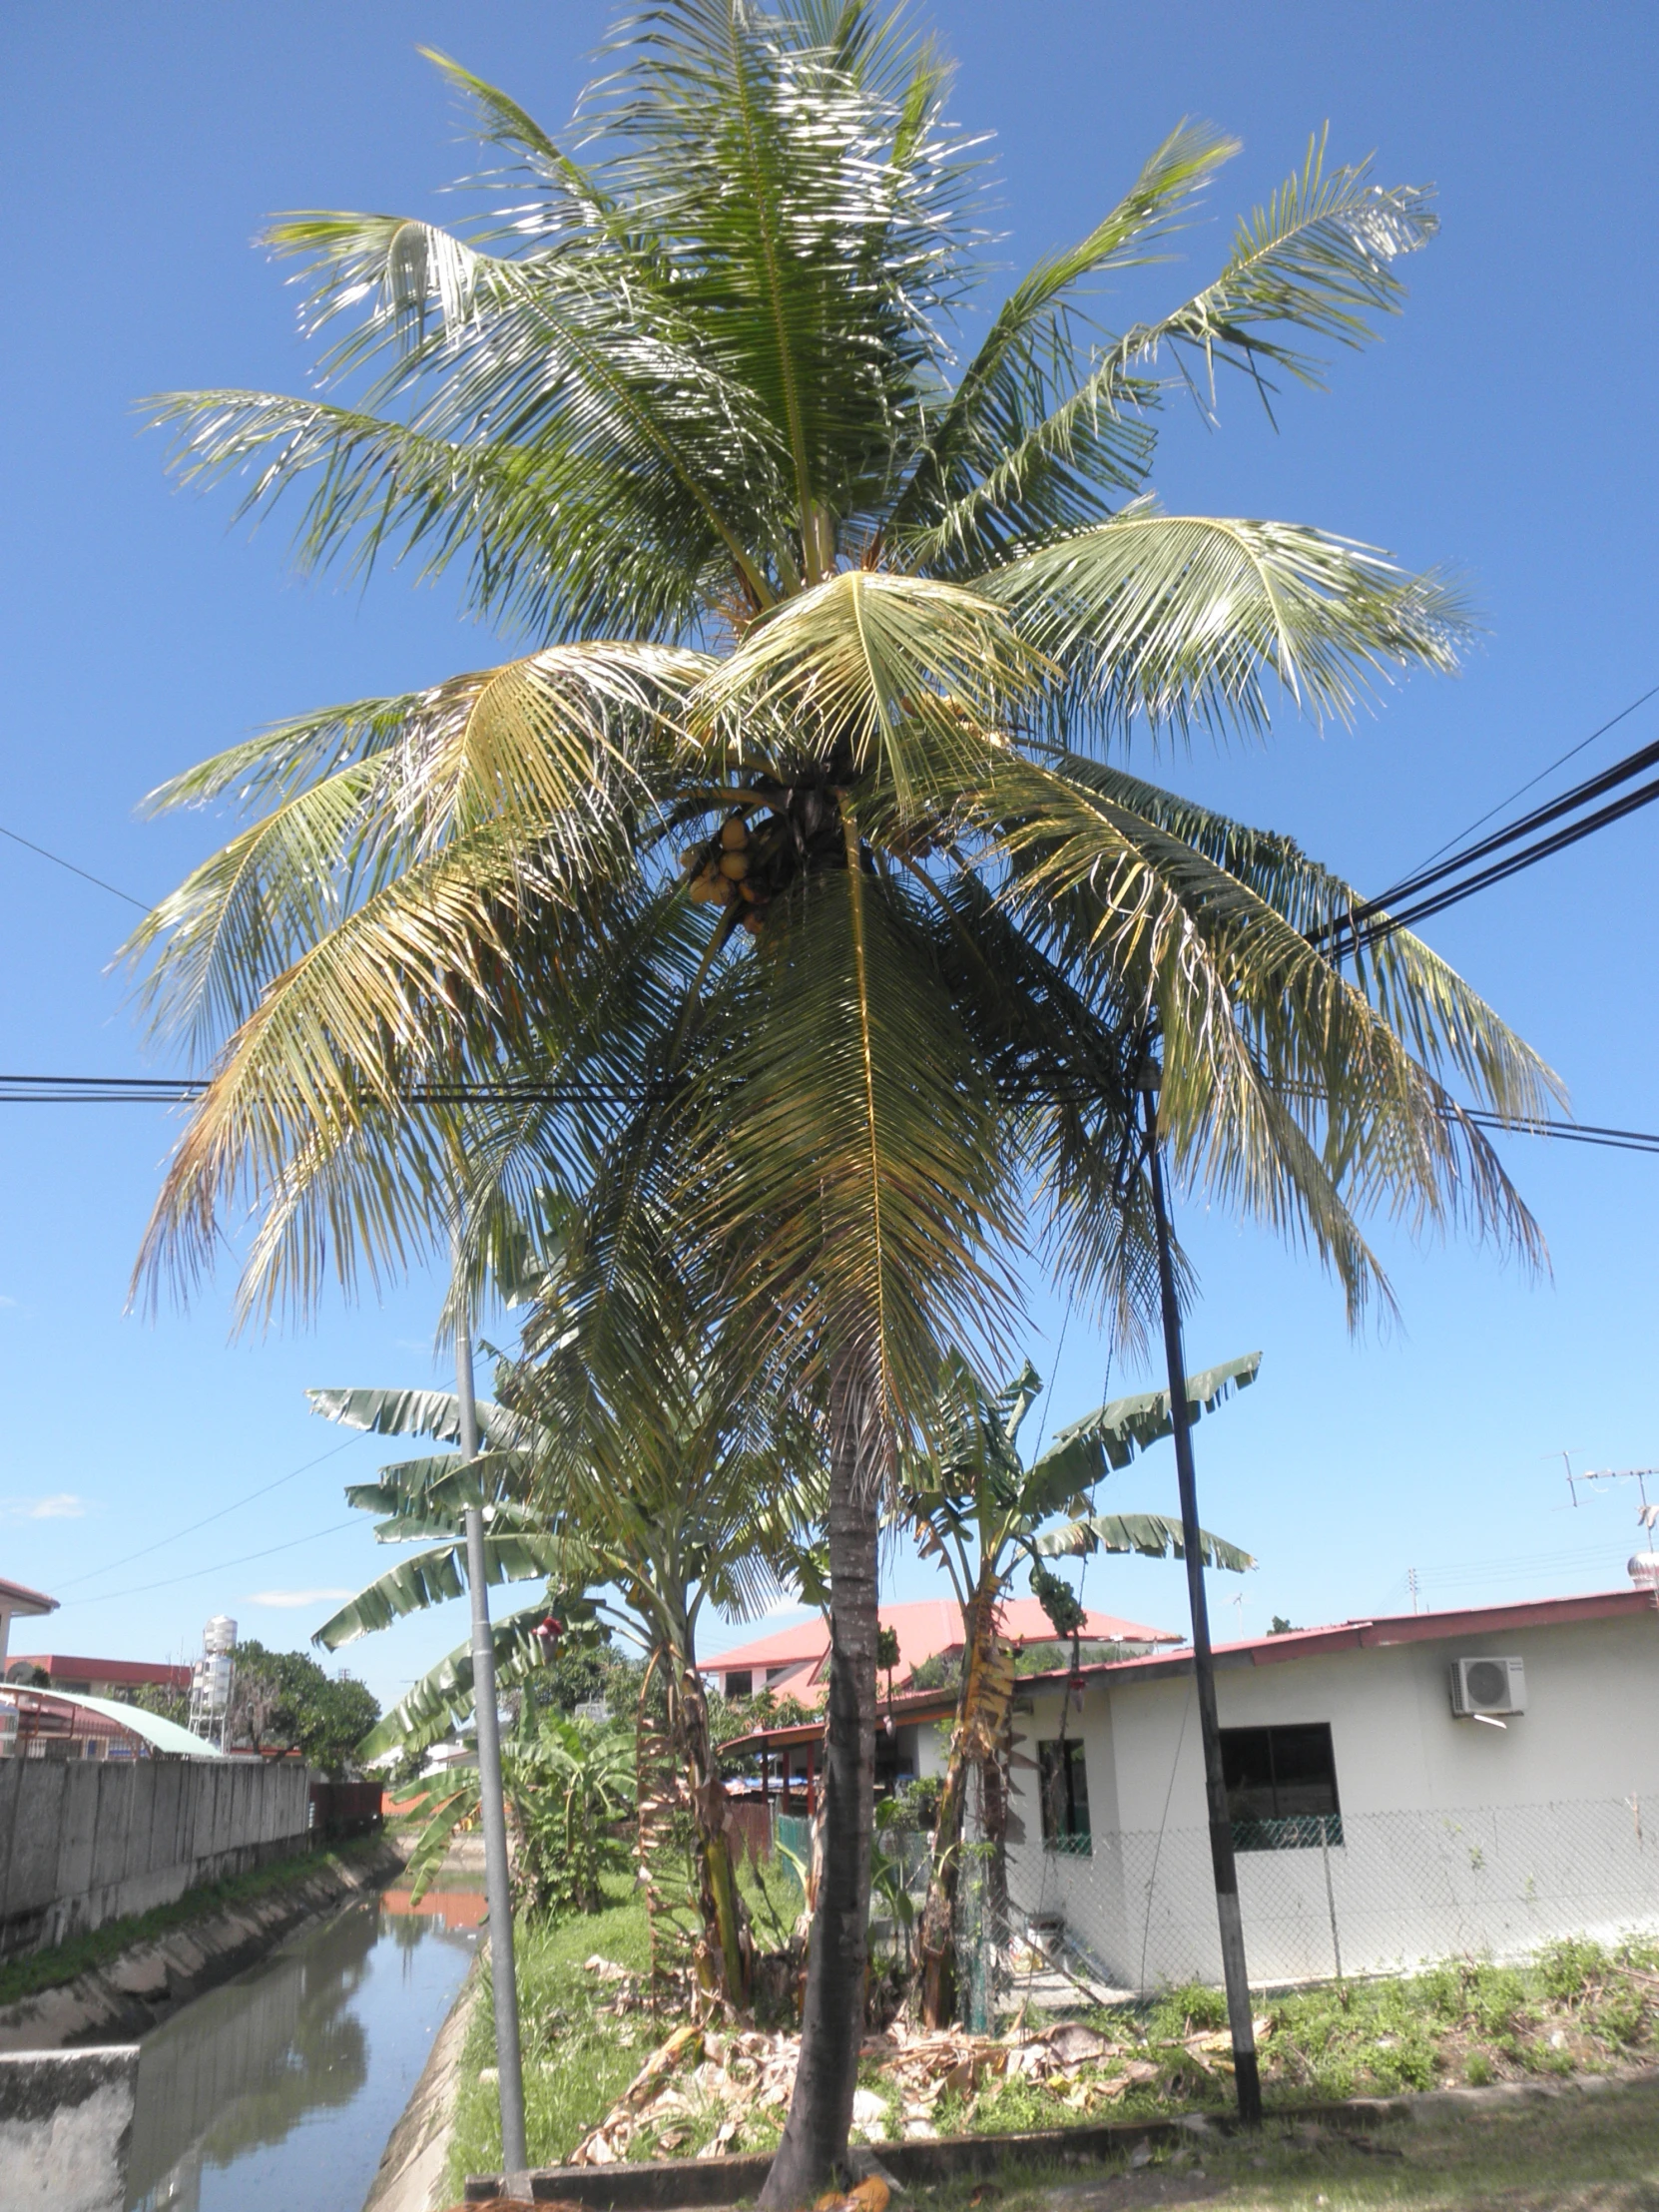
[0,1688,223,1759]
[1015,1586,1659,1693]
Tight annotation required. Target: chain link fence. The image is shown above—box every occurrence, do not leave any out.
[1009,1796,1659,1995]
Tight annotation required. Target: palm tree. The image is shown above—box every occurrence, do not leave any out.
[128,7,1557,2191]
[903,1351,1256,2025]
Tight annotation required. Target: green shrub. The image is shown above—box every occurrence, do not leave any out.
[1465,2051,1494,2085]
[1148,1981,1229,2040]
[1537,1936,1606,2001]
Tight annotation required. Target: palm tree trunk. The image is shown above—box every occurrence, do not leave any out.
[759,1349,879,2209]
[636,1649,694,2010]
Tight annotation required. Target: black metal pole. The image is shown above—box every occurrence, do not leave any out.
[1141,1074,1263,2127]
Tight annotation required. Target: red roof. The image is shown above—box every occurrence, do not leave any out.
[12,1655,193,1691]
[0,1578,57,1617]
[707,1595,1178,1694]
[1017,1586,1659,1691]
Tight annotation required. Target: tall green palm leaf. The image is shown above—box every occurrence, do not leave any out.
[131,7,1556,2192]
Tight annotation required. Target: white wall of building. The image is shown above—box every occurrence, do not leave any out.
[1004,1607,1659,1992]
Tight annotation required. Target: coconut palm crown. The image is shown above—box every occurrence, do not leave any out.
[128,4,1556,2194]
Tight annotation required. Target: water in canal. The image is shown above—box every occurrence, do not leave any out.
[125,1880,482,2212]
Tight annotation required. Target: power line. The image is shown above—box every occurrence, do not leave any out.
[1408,680,1659,875]
[2,1072,1658,1155]
[49,1520,363,1611]
[1316,711,1659,957]
[50,1439,356,1594]
[0,826,148,911]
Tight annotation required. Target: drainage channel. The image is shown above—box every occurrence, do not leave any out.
[125,1875,483,2212]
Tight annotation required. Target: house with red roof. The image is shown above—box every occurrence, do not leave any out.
[710,1595,1179,1805]
[705,1596,1178,1706]
[1002,1583,1659,1995]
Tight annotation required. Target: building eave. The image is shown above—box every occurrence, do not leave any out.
[1012,1586,1659,1694]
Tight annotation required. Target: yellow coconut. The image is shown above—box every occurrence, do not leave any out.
[720,818,749,850]
[719,851,749,880]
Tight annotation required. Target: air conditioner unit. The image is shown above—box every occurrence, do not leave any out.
[1449,1656,1526,1718]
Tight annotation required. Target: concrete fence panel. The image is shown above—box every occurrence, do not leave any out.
[0,1760,315,1961]
[54,1767,101,1908]
[4,1767,66,1923]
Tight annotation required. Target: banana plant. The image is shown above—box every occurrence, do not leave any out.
[402,1695,635,1917]
[311,1350,823,2011]
[904,1351,1259,2026]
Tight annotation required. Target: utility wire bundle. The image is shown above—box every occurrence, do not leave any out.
[1318,691,1659,959]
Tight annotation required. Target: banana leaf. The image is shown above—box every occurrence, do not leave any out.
[1037,1509,1255,1573]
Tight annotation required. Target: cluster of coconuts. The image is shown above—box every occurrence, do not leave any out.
[680,812,771,934]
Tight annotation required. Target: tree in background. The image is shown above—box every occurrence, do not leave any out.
[225,1642,379,1776]
[128,6,1556,2190]
[122,1679,190,1730]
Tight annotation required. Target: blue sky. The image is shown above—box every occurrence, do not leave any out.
[1,2,1655,1712]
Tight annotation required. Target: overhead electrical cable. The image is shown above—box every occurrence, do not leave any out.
[0,825,148,911]
[1317,719,1659,957]
[50,1439,356,1593]
[48,1520,363,1611]
[1,1073,1658,1154]
[1409,680,1659,874]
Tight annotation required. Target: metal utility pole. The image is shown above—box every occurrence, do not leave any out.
[455,1255,528,2177]
[1141,1071,1263,2128]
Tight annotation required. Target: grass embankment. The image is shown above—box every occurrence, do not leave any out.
[922,2073,1659,2212]
[0,1835,391,2008]
[449,1881,656,2184]
[452,1901,1659,2189]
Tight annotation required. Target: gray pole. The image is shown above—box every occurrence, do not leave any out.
[1141,1074,1263,2127]
[455,1262,528,2177]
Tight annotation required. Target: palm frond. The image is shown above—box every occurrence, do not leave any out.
[988,503,1471,742]
[889,120,1237,565]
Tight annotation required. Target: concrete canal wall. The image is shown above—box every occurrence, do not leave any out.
[0,2044,139,2210]
[0,1834,404,2051]
[0,1757,311,1958]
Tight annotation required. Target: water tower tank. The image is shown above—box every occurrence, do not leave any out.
[1627,1554,1659,1592]
[204,1616,237,1654]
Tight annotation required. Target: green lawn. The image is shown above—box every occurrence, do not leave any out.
[450,1900,1659,2194]
[448,1880,657,2185]
[941,2071,1659,2211]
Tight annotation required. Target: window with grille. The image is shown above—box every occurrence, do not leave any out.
[724,1670,753,1699]
[1037,1738,1091,1854]
[1220,1722,1342,1850]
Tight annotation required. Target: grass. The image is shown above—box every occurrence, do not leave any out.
[448,1903,1659,2191]
[448,1879,657,2187]
[0,1835,390,2008]
[913,2070,1659,2211]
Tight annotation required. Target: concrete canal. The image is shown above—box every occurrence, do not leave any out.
[124,1876,482,2211]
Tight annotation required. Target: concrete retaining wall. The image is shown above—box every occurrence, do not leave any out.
[0,2045,139,2210]
[0,1759,312,1959]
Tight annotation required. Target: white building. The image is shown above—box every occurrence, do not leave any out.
[1005,1587,1659,1991]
